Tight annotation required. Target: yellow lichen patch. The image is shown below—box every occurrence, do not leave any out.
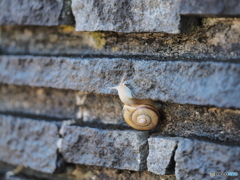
[60,25,75,33]
[208,107,240,114]
[87,32,106,50]
[71,165,95,179]
[112,46,119,52]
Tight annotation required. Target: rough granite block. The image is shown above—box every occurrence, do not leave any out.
[147,136,179,175]
[0,55,240,109]
[72,0,194,33]
[0,85,76,120]
[0,115,59,173]
[59,125,149,171]
[180,0,240,17]
[0,84,123,125]
[0,0,74,26]
[175,138,240,180]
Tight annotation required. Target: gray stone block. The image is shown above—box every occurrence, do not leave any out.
[147,136,179,175]
[0,0,74,26]
[175,138,240,180]
[59,125,149,171]
[0,55,240,109]
[180,0,240,17]
[0,115,59,173]
[0,84,76,119]
[0,84,123,125]
[72,0,194,33]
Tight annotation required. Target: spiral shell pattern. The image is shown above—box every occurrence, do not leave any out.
[123,105,159,130]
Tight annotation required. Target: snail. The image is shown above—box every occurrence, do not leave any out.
[109,74,160,130]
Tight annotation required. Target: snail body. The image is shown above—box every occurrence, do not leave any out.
[109,74,161,130]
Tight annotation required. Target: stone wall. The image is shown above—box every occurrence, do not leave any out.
[0,0,240,180]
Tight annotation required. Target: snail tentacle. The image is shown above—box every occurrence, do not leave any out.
[109,74,161,130]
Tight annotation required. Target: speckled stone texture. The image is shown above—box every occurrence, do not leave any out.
[1,85,240,143]
[159,104,240,143]
[59,125,149,171]
[72,0,185,33]
[0,85,76,119]
[75,92,123,125]
[147,136,179,175]
[0,115,59,173]
[0,0,74,25]
[1,18,240,60]
[175,138,240,180]
[180,0,240,16]
[0,84,123,125]
[0,55,240,109]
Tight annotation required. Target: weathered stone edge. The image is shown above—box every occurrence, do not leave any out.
[1,55,240,108]
[72,0,183,33]
[147,136,179,175]
[180,0,240,17]
[59,124,149,171]
[0,114,60,173]
[148,136,240,177]
[72,0,240,33]
[1,0,239,29]
[0,0,74,26]
[174,138,240,179]
[0,114,240,176]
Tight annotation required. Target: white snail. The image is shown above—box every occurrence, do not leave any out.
[109,74,160,130]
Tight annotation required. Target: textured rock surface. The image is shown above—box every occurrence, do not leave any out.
[180,0,240,16]
[1,85,240,143]
[147,136,179,175]
[72,0,189,33]
[0,84,76,119]
[0,115,59,173]
[1,18,240,61]
[75,92,123,125]
[0,0,74,25]
[1,55,240,108]
[60,125,149,171]
[175,138,240,180]
[159,104,240,143]
[0,84,123,125]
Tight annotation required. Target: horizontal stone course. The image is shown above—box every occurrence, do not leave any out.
[175,138,240,180]
[0,84,76,120]
[1,84,240,143]
[0,115,60,173]
[72,0,193,33]
[147,136,179,175]
[0,114,240,177]
[0,161,178,180]
[180,0,240,16]
[0,55,240,109]
[0,0,74,26]
[72,0,240,33]
[159,104,240,143]
[0,84,123,125]
[59,125,149,171]
[1,19,240,61]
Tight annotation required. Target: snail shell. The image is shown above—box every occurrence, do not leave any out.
[123,104,159,130]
